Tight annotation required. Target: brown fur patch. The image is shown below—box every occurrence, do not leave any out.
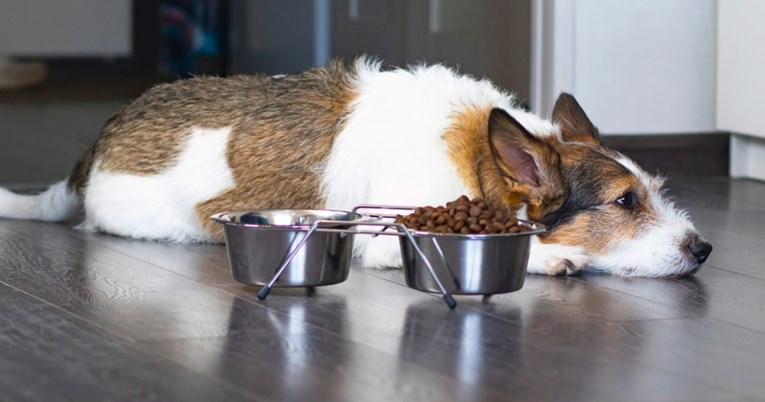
[443,106,529,216]
[67,142,98,196]
[551,93,600,145]
[95,92,193,175]
[442,107,566,221]
[196,60,358,239]
[442,106,489,198]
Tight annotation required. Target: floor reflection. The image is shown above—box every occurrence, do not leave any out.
[515,274,711,399]
[80,232,237,340]
[219,296,350,401]
[573,274,709,316]
[398,300,525,398]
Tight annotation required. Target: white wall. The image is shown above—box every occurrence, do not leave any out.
[0,0,131,57]
[533,0,717,135]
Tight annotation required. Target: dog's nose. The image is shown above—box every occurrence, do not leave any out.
[687,237,713,264]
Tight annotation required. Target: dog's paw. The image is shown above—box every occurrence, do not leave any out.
[526,241,591,276]
[543,257,587,276]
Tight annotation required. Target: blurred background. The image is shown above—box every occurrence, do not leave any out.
[0,0,762,186]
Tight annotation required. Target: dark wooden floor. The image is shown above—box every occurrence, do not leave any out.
[2,83,765,401]
[3,179,765,402]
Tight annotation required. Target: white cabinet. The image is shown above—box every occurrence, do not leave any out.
[533,0,765,181]
[717,0,765,180]
[531,0,716,134]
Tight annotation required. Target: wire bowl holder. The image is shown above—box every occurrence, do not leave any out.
[215,205,545,310]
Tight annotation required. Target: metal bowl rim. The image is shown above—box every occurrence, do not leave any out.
[210,209,365,229]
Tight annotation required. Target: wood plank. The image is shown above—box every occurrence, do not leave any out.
[670,209,765,280]
[576,267,765,335]
[529,316,765,400]
[691,229,765,280]
[0,281,255,401]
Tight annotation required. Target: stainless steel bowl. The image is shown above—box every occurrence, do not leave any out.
[211,210,363,287]
[399,220,546,295]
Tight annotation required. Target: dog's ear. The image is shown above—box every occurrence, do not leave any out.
[488,108,567,221]
[489,108,556,188]
[552,93,600,145]
[482,109,568,220]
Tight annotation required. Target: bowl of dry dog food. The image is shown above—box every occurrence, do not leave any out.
[390,196,546,296]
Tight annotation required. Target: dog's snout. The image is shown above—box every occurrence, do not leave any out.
[686,235,713,264]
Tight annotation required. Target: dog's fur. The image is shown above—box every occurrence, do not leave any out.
[0,57,711,277]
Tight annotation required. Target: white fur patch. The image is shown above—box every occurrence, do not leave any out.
[0,180,79,221]
[82,127,235,242]
[615,154,666,191]
[592,155,701,277]
[320,58,557,267]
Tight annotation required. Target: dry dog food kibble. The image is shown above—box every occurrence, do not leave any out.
[394,195,529,235]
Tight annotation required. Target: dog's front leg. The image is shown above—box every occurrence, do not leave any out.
[526,237,591,276]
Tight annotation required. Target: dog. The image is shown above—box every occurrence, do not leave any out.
[0,57,711,277]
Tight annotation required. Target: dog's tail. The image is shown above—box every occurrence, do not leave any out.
[0,181,79,221]
[0,144,94,222]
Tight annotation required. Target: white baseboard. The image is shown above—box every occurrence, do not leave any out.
[731,134,765,181]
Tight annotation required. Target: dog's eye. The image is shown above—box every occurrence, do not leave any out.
[615,192,636,208]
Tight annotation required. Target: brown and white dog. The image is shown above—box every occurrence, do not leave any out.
[0,57,711,277]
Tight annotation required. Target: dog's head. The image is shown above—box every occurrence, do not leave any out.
[487,94,712,277]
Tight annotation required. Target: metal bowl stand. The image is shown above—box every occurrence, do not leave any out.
[256,205,459,309]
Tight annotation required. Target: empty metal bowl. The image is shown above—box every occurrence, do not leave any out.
[211,210,363,287]
[399,220,546,295]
